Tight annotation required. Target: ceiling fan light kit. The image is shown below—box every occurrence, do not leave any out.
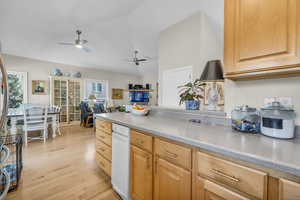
[58,30,91,52]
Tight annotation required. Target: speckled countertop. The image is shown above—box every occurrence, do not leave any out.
[96,112,300,177]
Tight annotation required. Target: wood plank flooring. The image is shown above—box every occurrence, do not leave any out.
[6,126,120,200]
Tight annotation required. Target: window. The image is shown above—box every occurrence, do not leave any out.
[8,71,27,108]
[85,79,107,100]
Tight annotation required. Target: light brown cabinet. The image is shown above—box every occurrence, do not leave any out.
[279,178,300,200]
[95,119,112,177]
[154,157,191,200]
[195,152,267,199]
[130,146,153,200]
[195,176,250,200]
[224,0,300,80]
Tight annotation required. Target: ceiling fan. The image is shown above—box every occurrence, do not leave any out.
[126,50,151,66]
[58,30,91,52]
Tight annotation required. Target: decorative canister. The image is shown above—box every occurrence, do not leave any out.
[231,105,260,133]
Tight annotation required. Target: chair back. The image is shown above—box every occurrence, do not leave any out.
[93,103,106,114]
[23,105,48,131]
[50,105,61,113]
[80,101,91,115]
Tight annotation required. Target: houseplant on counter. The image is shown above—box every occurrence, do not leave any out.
[178,79,205,110]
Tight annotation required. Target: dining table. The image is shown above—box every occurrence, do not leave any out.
[7,107,60,138]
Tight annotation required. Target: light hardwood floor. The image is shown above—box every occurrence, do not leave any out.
[6,126,120,200]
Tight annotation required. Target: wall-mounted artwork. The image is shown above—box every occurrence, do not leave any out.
[32,80,46,95]
[204,81,224,105]
[112,88,123,99]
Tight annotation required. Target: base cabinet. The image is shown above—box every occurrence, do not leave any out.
[130,146,153,200]
[279,178,300,200]
[195,176,250,200]
[154,157,191,200]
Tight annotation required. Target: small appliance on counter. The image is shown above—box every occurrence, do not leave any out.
[260,101,296,139]
[231,105,261,133]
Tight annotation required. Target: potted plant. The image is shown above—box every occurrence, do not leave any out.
[178,79,205,110]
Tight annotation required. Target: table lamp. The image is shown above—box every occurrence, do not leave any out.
[199,60,224,111]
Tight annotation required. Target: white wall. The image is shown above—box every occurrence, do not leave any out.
[158,11,223,106]
[157,2,300,125]
[3,54,141,106]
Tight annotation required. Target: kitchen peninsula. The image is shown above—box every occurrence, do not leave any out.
[95,111,300,200]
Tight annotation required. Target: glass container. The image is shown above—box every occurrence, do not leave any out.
[231,105,260,133]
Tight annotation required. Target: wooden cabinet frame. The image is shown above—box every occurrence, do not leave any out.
[224,0,300,80]
[99,125,300,200]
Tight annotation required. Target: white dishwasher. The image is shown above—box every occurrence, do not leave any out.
[112,123,131,200]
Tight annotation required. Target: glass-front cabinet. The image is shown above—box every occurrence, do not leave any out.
[50,76,83,125]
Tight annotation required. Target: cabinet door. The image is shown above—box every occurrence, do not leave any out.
[195,176,250,200]
[224,0,300,77]
[279,178,300,200]
[131,146,153,200]
[154,157,191,200]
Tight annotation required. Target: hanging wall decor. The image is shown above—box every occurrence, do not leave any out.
[32,80,47,95]
[112,88,123,99]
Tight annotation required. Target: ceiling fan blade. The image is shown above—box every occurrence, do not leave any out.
[137,59,147,62]
[82,47,92,53]
[58,42,75,46]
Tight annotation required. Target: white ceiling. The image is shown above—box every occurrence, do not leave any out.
[0,0,223,76]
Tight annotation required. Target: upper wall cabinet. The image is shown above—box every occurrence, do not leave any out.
[224,0,300,80]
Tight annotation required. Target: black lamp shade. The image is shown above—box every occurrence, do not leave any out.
[200,60,224,81]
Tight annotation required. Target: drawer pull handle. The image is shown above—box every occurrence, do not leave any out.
[211,169,240,183]
[136,139,144,145]
[154,157,158,174]
[99,148,105,152]
[147,156,150,169]
[165,150,178,158]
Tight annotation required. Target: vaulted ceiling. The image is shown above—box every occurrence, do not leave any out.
[0,0,223,76]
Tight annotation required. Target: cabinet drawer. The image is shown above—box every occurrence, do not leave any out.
[196,152,267,199]
[96,140,112,161]
[96,129,112,146]
[131,130,153,152]
[96,152,111,177]
[96,119,112,134]
[154,138,192,170]
[198,176,251,200]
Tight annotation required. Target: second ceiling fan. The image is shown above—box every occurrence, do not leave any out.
[126,50,154,66]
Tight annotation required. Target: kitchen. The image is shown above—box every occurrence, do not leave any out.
[0,0,300,200]
[95,1,300,200]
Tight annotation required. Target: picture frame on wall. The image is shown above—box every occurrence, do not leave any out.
[32,80,47,95]
[204,81,224,105]
[112,88,123,99]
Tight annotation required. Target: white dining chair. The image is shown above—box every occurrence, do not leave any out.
[23,105,48,146]
[50,105,62,136]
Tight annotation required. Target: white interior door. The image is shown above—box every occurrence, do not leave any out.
[162,66,193,108]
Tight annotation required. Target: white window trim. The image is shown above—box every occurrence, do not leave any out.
[8,71,28,104]
[84,79,108,100]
